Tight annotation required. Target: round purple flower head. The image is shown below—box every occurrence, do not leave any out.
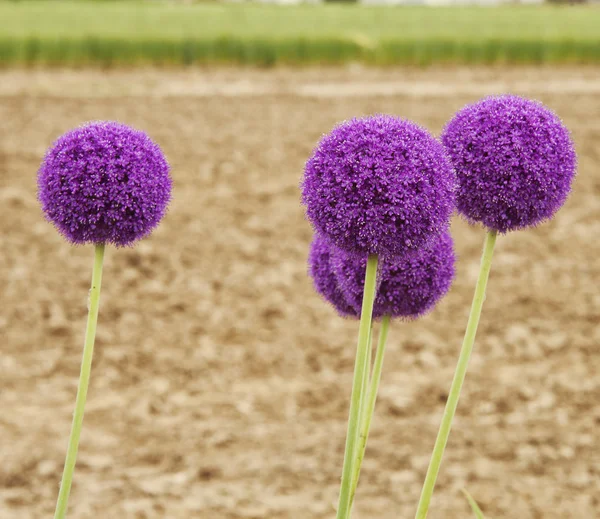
[308,234,358,318]
[331,231,455,320]
[441,95,576,233]
[302,115,456,257]
[38,121,172,246]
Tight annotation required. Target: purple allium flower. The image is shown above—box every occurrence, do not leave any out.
[331,231,455,320]
[302,115,456,257]
[441,95,576,233]
[38,121,172,246]
[309,234,358,318]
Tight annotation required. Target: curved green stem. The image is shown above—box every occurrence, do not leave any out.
[54,243,105,519]
[336,254,379,519]
[350,314,391,508]
[414,230,497,519]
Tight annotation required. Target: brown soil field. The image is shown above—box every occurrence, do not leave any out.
[0,67,599,519]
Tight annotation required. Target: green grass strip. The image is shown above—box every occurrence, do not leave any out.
[2,37,600,67]
[1,2,600,66]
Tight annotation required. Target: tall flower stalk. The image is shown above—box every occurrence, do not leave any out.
[350,313,390,508]
[414,230,496,519]
[38,121,172,518]
[308,230,455,518]
[336,255,379,519]
[330,231,455,513]
[302,115,456,519]
[54,243,105,519]
[414,95,576,518]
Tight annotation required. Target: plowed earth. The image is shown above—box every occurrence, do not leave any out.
[1,67,599,519]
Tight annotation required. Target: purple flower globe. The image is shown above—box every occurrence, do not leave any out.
[441,95,576,233]
[308,234,358,318]
[330,231,455,320]
[302,115,456,257]
[38,121,172,246]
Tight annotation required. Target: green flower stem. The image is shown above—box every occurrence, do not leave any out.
[336,254,379,519]
[350,314,391,508]
[366,324,373,383]
[353,322,373,490]
[414,230,497,519]
[358,324,374,431]
[54,243,106,519]
[462,489,486,519]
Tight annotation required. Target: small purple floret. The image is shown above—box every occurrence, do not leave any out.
[331,231,455,320]
[308,234,358,318]
[302,115,456,257]
[441,95,576,233]
[38,121,172,246]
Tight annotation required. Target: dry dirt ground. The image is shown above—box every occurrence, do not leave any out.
[0,67,599,519]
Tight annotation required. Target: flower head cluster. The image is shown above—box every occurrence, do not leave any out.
[308,232,454,320]
[441,95,576,232]
[302,115,456,257]
[330,231,455,320]
[38,121,172,246]
[308,234,358,318]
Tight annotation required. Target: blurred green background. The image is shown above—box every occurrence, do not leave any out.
[1,0,600,66]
